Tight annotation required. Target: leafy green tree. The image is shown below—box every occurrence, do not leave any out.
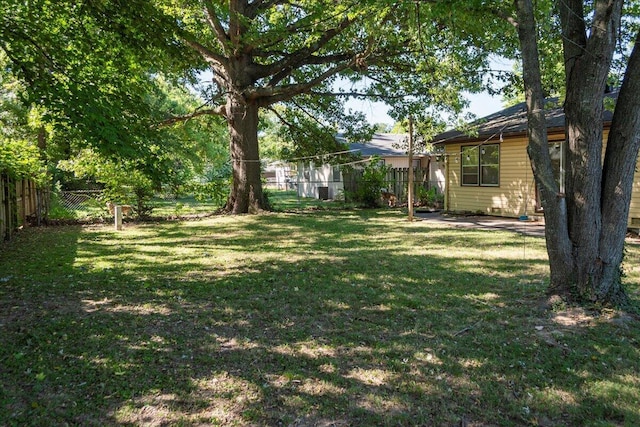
[0,58,46,183]
[373,123,392,133]
[0,0,194,163]
[1,1,510,215]
[425,0,639,307]
[349,157,390,208]
[147,76,229,197]
[158,0,506,213]
[56,75,229,212]
[57,148,155,216]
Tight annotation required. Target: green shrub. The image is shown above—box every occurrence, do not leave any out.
[189,179,229,207]
[353,158,390,208]
[417,186,443,207]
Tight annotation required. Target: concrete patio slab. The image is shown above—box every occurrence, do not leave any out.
[414,211,546,237]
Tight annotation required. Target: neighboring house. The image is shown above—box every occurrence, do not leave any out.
[262,161,296,190]
[348,133,421,169]
[296,160,344,200]
[296,133,445,200]
[432,92,640,225]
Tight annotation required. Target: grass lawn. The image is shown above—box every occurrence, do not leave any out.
[1,200,639,426]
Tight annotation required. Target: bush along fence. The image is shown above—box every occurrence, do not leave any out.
[0,174,48,241]
[343,167,444,206]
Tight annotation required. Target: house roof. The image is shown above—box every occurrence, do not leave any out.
[433,92,617,145]
[348,133,411,157]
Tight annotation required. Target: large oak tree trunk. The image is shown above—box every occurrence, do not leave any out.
[225,93,267,214]
[515,0,635,308]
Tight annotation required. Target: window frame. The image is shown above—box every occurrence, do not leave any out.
[332,165,341,182]
[460,143,500,187]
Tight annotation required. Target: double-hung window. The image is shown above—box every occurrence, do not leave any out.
[332,165,341,182]
[461,144,500,186]
[303,163,310,180]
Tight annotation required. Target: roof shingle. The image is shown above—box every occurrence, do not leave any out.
[433,92,616,144]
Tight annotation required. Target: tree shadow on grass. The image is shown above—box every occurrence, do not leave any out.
[1,215,639,426]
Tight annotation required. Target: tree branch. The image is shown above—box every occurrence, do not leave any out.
[252,60,354,105]
[490,6,518,27]
[2,24,58,71]
[308,90,410,100]
[202,0,231,55]
[261,4,357,51]
[253,15,356,82]
[266,104,336,154]
[158,105,227,127]
[265,53,355,86]
[181,38,229,81]
[559,0,588,79]
[246,0,292,19]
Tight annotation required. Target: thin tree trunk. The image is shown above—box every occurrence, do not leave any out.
[514,0,574,296]
[225,93,267,214]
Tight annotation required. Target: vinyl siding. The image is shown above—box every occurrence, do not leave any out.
[382,156,426,169]
[445,138,538,218]
[628,158,640,226]
[445,131,640,226]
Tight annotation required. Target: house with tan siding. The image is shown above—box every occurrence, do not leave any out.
[432,93,640,227]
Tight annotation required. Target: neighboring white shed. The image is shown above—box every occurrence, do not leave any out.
[296,161,344,200]
[295,133,446,200]
[263,161,297,190]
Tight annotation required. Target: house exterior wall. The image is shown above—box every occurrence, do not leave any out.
[444,130,640,227]
[429,157,446,194]
[296,162,344,199]
[630,178,640,227]
[444,136,539,218]
[382,156,427,169]
[263,162,296,190]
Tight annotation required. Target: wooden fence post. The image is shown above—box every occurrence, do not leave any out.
[115,205,123,231]
[0,175,6,241]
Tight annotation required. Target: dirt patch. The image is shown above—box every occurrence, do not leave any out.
[552,307,598,327]
[533,294,639,350]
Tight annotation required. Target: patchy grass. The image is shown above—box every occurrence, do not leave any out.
[268,190,352,211]
[1,206,639,426]
[150,195,225,217]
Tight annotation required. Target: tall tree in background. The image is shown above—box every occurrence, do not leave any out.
[0,0,186,158]
[513,0,640,307]
[2,0,509,214]
[169,0,504,213]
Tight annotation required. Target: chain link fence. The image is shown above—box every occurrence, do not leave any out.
[49,189,223,220]
[59,190,105,211]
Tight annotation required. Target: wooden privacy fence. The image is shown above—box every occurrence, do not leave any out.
[383,167,430,200]
[343,167,434,203]
[1,175,46,241]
